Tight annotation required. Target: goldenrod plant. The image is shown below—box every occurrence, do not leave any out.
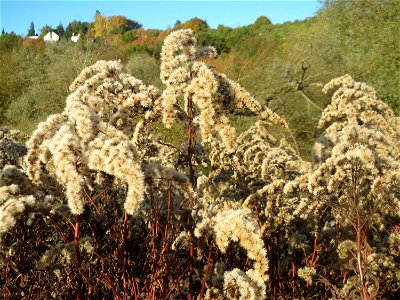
[1,29,399,299]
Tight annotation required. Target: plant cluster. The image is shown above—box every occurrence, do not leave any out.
[1,29,399,299]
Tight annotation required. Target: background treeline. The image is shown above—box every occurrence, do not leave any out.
[0,0,399,158]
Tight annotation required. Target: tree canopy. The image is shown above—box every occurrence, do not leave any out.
[27,21,35,36]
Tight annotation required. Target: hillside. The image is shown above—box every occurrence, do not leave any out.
[0,0,399,158]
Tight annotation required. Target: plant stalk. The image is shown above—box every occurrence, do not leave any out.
[187,93,195,300]
[357,208,369,300]
[74,215,82,300]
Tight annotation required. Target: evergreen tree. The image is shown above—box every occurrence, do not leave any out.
[125,18,142,31]
[55,22,65,38]
[65,20,91,39]
[1,28,5,35]
[27,21,35,36]
[78,22,91,35]
[65,21,79,38]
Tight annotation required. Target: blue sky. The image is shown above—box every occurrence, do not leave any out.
[1,0,322,36]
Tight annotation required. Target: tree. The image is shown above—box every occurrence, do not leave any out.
[122,30,138,44]
[179,18,209,32]
[27,21,35,36]
[78,22,91,35]
[54,22,64,38]
[1,29,5,35]
[39,24,52,36]
[0,31,20,52]
[92,12,107,38]
[254,16,272,28]
[65,22,75,38]
[108,16,131,34]
[93,14,142,37]
[65,20,91,39]
[91,12,141,46]
[125,18,142,31]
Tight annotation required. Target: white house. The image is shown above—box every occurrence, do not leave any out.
[43,31,59,42]
[71,33,80,43]
[27,35,39,40]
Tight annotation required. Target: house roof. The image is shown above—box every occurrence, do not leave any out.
[44,31,59,41]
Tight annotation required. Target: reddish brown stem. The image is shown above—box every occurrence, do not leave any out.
[122,211,128,300]
[291,261,296,299]
[309,235,318,267]
[102,272,123,300]
[131,275,139,299]
[74,215,83,300]
[199,241,213,300]
[83,187,100,215]
[357,208,369,300]
[162,182,172,251]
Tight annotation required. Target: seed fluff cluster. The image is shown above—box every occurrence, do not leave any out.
[158,29,285,150]
[25,60,160,215]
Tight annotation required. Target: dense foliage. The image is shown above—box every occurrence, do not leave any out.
[1,1,398,160]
